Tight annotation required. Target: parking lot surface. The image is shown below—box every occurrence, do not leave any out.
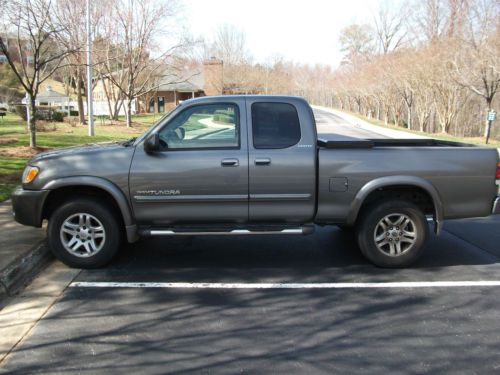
[2,216,500,374]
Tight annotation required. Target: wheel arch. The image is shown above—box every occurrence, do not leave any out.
[41,176,138,242]
[346,176,444,234]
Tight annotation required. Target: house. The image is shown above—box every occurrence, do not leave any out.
[92,59,224,115]
[139,58,224,114]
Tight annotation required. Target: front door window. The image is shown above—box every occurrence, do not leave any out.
[158,104,239,150]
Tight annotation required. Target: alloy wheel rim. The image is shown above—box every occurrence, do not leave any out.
[373,213,417,257]
[60,213,106,257]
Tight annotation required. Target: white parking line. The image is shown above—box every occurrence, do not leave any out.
[70,281,500,289]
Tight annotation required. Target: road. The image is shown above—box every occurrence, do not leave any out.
[313,108,386,138]
[2,112,500,374]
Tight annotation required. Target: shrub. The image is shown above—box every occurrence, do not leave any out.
[13,105,27,121]
[213,113,233,124]
[51,111,65,122]
[69,110,79,116]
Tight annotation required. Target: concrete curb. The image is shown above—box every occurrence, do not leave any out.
[0,241,52,299]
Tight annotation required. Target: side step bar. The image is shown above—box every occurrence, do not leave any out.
[139,225,315,237]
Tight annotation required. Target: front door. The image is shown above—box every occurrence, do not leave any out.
[157,96,165,113]
[129,100,248,225]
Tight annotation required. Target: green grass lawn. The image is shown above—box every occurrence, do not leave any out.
[348,111,500,148]
[0,112,154,202]
[116,113,163,125]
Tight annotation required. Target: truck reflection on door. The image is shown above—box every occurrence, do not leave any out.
[158,96,165,113]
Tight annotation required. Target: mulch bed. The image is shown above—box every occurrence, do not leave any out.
[0,146,52,159]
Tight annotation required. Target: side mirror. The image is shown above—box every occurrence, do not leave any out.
[144,133,160,153]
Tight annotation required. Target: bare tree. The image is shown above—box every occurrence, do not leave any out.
[98,0,188,127]
[451,0,500,143]
[412,0,449,41]
[373,0,409,53]
[53,0,104,124]
[211,24,250,65]
[338,24,375,65]
[0,0,74,147]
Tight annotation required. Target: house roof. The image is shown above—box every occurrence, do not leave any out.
[37,87,69,100]
[22,86,70,104]
[156,68,204,93]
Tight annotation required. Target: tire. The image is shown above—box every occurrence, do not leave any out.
[355,200,428,268]
[47,198,121,268]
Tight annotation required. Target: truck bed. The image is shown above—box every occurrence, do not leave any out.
[315,137,498,224]
[317,135,478,149]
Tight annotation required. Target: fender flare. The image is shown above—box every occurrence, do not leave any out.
[346,176,444,234]
[42,176,138,242]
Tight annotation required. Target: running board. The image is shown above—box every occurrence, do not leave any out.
[139,225,314,237]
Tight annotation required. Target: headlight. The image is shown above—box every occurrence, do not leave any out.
[22,166,40,184]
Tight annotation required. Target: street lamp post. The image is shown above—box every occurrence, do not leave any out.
[86,0,94,136]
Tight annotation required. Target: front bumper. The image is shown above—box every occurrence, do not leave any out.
[11,186,50,227]
[493,197,500,215]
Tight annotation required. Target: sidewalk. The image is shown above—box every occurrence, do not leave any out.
[312,105,429,139]
[0,200,51,302]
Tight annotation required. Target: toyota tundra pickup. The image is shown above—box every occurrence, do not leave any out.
[11,96,500,268]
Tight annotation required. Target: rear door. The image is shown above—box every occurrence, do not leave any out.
[246,98,317,223]
[129,99,248,225]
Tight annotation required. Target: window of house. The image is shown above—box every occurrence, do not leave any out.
[148,98,155,113]
[158,103,239,150]
[251,102,301,149]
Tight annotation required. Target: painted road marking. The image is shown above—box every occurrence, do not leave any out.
[70,281,500,289]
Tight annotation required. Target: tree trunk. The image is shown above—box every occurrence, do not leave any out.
[27,94,36,148]
[407,104,412,129]
[484,100,492,144]
[125,99,132,128]
[77,74,85,125]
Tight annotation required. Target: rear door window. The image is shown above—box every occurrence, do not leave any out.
[251,102,301,149]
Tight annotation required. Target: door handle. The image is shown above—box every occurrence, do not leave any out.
[255,158,271,166]
[221,158,239,167]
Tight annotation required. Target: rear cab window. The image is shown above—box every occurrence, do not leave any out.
[251,102,301,149]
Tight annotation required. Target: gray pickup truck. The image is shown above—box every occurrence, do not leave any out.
[11,96,500,268]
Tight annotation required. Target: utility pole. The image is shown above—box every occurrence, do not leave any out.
[86,0,94,136]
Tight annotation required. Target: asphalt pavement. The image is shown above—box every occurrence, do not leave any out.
[313,108,386,138]
[1,110,500,374]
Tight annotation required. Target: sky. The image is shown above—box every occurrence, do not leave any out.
[183,0,380,67]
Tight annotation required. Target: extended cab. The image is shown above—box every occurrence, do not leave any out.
[11,96,500,268]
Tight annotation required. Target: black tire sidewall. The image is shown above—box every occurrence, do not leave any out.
[48,199,121,268]
[356,200,429,268]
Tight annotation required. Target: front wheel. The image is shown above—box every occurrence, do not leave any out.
[356,200,428,268]
[48,198,121,268]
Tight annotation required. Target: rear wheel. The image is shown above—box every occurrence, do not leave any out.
[48,198,121,268]
[356,200,428,268]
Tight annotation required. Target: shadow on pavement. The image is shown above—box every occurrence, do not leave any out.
[73,224,500,284]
